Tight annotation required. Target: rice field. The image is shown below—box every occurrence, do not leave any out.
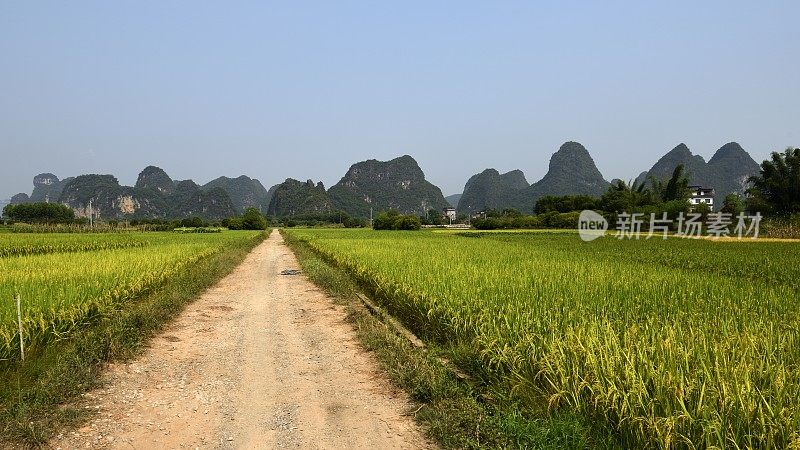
[0,233,151,257]
[0,231,263,360]
[286,228,800,449]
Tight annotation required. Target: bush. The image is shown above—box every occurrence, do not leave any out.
[392,215,421,230]
[343,216,367,228]
[541,211,580,229]
[472,215,541,229]
[224,217,245,230]
[270,210,361,228]
[472,211,581,230]
[373,210,400,230]
[222,208,268,230]
[373,210,421,230]
[240,208,268,230]
[722,193,744,215]
[177,217,209,228]
[535,195,600,214]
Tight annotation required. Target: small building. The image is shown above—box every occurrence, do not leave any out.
[471,210,486,220]
[689,185,715,211]
[443,207,456,222]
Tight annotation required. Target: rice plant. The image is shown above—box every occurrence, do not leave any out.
[0,231,262,360]
[287,228,800,448]
[0,233,152,257]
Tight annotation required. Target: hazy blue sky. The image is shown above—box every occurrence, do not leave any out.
[1,1,798,199]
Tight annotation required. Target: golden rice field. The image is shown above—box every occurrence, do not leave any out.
[286,228,800,449]
[0,231,263,361]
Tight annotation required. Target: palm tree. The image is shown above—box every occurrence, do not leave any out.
[747,148,800,215]
[648,164,690,202]
[600,178,654,212]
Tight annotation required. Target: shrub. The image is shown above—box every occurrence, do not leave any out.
[535,195,600,214]
[373,210,421,230]
[240,208,268,230]
[542,211,580,229]
[177,217,209,228]
[392,215,422,230]
[722,193,744,215]
[343,216,367,228]
[225,217,245,230]
[373,210,400,230]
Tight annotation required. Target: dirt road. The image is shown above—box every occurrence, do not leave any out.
[51,230,430,449]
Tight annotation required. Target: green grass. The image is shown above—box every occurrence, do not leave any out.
[0,230,266,447]
[284,228,800,449]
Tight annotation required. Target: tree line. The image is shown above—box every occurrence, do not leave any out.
[2,204,271,231]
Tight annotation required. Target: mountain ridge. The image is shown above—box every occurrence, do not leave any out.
[458,141,610,213]
[328,155,449,217]
[202,175,271,213]
[10,167,247,220]
[267,179,332,216]
[636,141,760,201]
[6,141,766,219]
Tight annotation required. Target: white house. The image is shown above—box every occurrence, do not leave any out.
[443,207,456,222]
[689,185,715,211]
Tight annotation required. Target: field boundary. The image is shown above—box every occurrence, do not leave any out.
[0,231,267,447]
[356,292,426,348]
[355,292,476,384]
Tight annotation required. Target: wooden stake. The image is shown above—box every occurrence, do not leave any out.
[15,293,24,362]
